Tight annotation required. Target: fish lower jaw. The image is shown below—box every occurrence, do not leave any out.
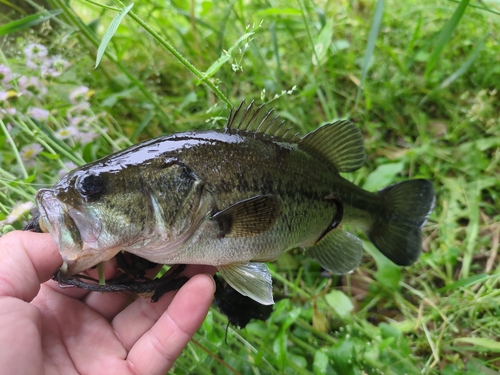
[60,245,122,276]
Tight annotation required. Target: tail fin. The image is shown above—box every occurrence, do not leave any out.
[368,179,435,266]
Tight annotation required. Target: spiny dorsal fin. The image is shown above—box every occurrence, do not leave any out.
[211,195,281,237]
[299,120,366,173]
[225,101,299,142]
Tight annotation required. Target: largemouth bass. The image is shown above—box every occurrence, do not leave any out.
[36,102,435,305]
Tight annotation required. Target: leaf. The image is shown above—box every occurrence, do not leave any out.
[272,329,288,371]
[95,3,134,69]
[39,151,61,160]
[325,290,354,318]
[24,174,36,184]
[437,33,487,89]
[0,9,62,36]
[455,337,500,352]
[254,8,302,17]
[312,19,334,66]
[329,339,356,375]
[198,31,255,84]
[330,39,350,53]
[313,350,329,375]
[424,0,470,78]
[437,273,488,293]
[362,162,405,191]
[421,32,487,104]
[358,0,384,91]
[363,241,402,290]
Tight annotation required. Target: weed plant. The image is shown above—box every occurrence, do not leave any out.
[1,0,499,374]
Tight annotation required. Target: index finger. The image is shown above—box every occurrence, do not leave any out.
[0,231,62,302]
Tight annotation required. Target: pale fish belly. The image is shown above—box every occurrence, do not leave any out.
[148,217,317,266]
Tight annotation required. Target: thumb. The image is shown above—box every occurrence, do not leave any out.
[0,231,62,302]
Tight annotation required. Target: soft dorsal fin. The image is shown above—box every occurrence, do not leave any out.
[299,120,366,173]
[225,101,299,142]
[211,195,281,237]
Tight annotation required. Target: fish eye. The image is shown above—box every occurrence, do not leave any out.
[76,174,104,197]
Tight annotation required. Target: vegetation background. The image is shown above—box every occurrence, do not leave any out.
[1,0,499,373]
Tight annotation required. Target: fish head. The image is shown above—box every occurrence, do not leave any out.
[36,165,148,275]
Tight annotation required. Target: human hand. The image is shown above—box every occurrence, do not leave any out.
[0,231,215,375]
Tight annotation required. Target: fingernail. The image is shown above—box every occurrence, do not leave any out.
[205,273,216,292]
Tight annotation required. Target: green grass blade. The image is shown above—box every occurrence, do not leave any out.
[436,273,488,293]
[437,32,487,89]
[95,3,134,68]
[424,0,470,78]
[0,119,28,179]
[447,0,500,16]
[356,0,384,105]
[51,0,172,124]
[461,182,480,278]
[0,0,26,14]
[0,9,63,36]
[111,0,231,108]
[420,32,487,104]
[454,337,500,352]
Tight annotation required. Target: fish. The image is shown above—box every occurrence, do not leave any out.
[35,101,436,305]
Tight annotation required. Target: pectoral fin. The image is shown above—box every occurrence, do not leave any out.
[218,262,274,305]
[306,229,363,275]
[212,195,281,237]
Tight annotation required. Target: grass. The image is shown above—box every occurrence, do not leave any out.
[1,0,500,373]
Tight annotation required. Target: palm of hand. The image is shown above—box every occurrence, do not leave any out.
[0,232,215,375]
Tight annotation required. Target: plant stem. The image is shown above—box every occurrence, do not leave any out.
[111,0,232,108]
[0,119,28,179]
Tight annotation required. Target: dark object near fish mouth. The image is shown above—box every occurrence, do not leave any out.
[23,209,42,232]
[53,260,189,303]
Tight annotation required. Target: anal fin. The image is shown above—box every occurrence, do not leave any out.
[218,262,274,305]
[306,229,363,275]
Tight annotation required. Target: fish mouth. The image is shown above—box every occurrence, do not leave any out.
[36,189,116,276]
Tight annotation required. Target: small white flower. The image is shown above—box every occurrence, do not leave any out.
[42,55,71,78]
[0,65,12,86]
[66,102,91,120]
[76,130,98,145]
[69,86,90,104]
[20,143,43,161]
[5,201,34,224]
[24,43,48,59]
[0,107,16,119]
[18,76,47,97]
[55,126,79,140]
[28,107,50,121]
[67,115,90,128]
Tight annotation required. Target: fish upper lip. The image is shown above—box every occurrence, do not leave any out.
[36,189,84,274]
